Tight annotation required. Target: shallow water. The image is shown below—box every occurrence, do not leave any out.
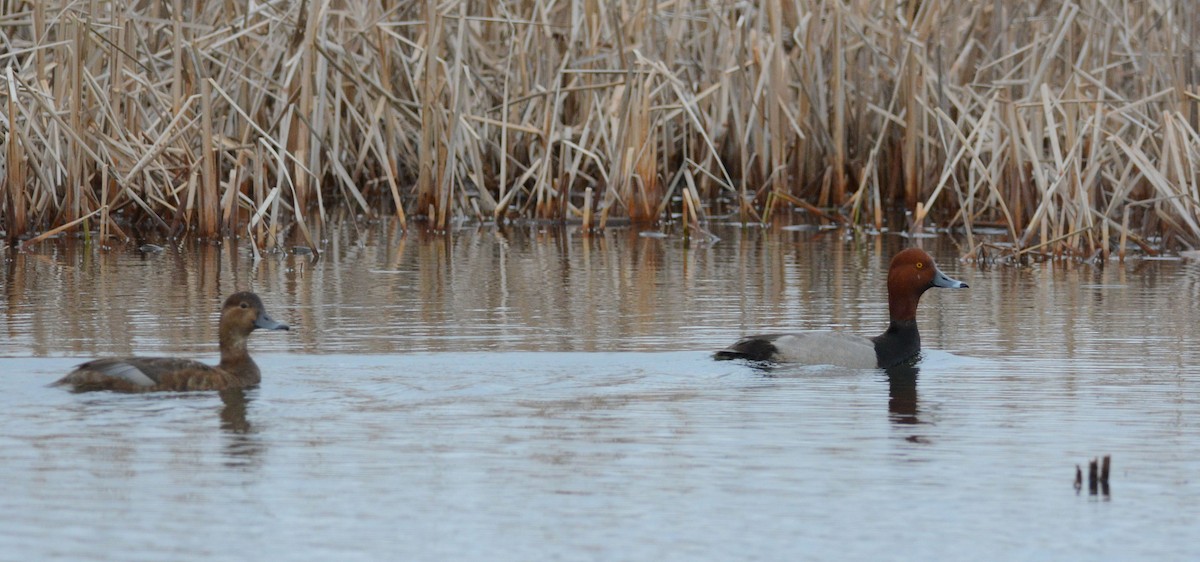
[1,224,1198,560]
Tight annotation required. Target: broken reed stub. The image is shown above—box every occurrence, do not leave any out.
[1089,459,1100,494]
[1078,455,1111,497]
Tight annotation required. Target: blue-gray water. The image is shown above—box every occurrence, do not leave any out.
[1,224,1197,560]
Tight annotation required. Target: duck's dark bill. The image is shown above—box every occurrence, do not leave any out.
[255,314,289,331]
[932,270,968,289]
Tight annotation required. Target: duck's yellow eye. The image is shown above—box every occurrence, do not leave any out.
[915,262,924,269]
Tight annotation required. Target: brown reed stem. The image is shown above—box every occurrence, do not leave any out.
[199,77,218,236]
[4,67,28,240]
[0,1,1194,258]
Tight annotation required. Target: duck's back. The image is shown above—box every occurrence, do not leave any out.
[714,331,878,368]
[55,357,243,392]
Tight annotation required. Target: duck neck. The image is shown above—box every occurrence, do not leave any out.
[873,319,921,369]
[219,330,261,384]
[887,285,922,324]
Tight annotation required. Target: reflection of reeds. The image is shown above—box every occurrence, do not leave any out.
[0,2,1197,256]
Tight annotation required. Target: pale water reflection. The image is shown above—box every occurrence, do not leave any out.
[1,224,1198,560]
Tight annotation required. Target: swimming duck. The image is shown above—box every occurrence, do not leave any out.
[715,248,967,368]
[54,292,289,392]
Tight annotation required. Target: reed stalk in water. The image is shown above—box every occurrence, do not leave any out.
[0,1,1196,258]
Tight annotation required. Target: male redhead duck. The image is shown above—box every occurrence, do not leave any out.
[54,292,289,392]
[715,248,967,368]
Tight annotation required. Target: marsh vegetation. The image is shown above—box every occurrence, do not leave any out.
[1,1,1197,258]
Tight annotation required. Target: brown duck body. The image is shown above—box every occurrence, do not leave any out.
[60,357,262,392]
[54,292,287,393]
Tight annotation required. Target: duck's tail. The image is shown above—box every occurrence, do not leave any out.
[713,337,778,362]
[713,349,748,361]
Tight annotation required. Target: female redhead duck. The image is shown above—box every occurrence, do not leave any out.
[54,292,289,392]
[715,248,967,368]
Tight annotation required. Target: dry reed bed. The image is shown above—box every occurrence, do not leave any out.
[0,0,1197,258]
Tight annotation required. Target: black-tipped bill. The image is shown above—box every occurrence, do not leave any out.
[932,269,968,289]
[255,312,289,331]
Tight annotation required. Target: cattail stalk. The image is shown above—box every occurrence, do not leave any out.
[0,1,1195,257]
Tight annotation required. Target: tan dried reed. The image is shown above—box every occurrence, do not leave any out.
[0,1,1196,258]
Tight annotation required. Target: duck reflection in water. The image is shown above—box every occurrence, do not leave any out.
[218,388,265,467]
[743,359,929,429]
[884,362,921,426]
[219,388,252,433]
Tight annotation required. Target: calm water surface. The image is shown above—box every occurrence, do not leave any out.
[1,224,1197,560]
